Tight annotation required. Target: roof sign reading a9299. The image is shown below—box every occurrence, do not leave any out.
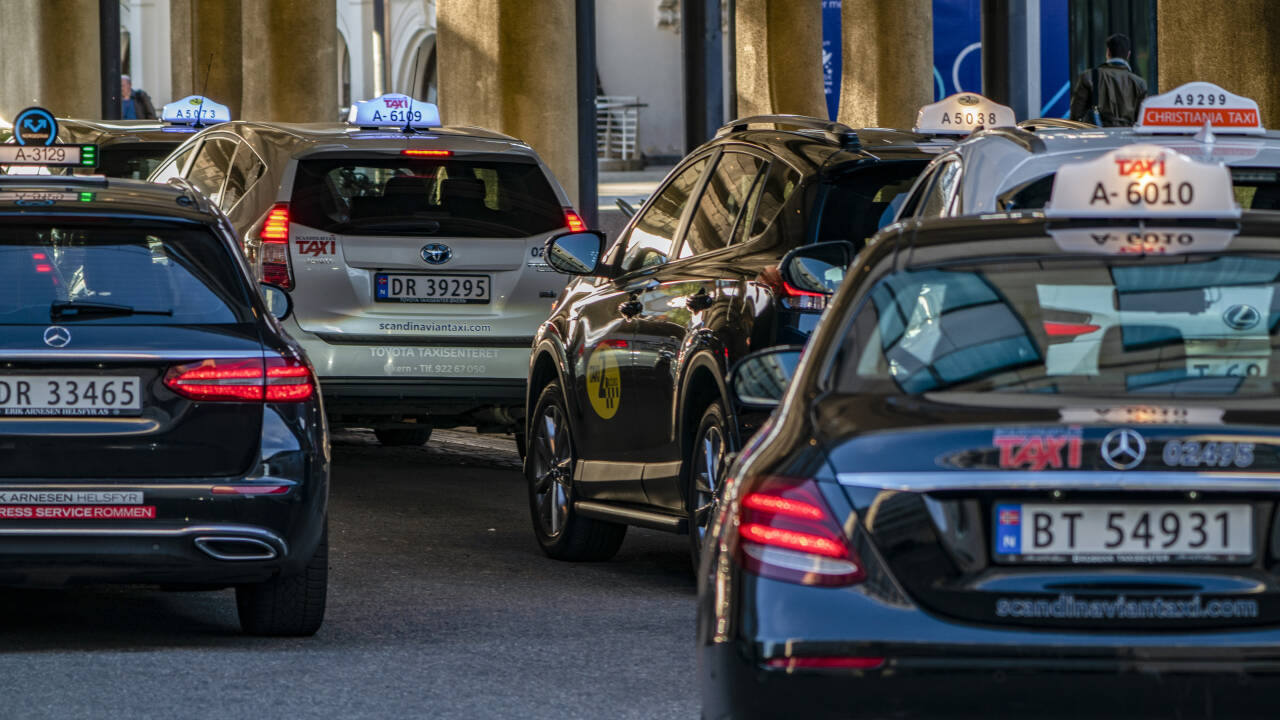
[1045,144,1240,219]
[913,93,1016,135]
[1135,82,1263,135]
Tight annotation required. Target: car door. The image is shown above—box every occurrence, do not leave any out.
[631,149,769,507]
[181,136,238,206]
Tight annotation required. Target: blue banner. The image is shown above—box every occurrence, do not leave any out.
[822,0,842,121]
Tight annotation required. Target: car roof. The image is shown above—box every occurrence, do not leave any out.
[950,126,1280,213]
[712,125,951,178]
[56,118,200,146]
[189,121,538,160]
[0,175,218,222]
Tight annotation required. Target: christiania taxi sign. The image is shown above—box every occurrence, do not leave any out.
[1135,82,1263,135]
[913,93,1016,135]
[162,95,231,126]
[347,94,442,129]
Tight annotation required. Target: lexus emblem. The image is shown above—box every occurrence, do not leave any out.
[43,325,71,348]
[421,243,452,265]
[1100,428,1146,470]
[1223,304,1261,331]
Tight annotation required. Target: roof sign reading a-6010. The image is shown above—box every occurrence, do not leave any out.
[1045,144,1239,219]
[1136,82,1264,135]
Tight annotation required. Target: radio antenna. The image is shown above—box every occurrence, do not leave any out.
[403,51,423,134]
[194,53,213,128]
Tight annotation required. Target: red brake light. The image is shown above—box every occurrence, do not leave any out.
[402,149,452,157]
[164,357,315,403]
[765,657,885,670]
[258,203,293,290]
[737,477,864,586]
[1043,321,1101,337]
[260,203,290,242]
[564,208,587,232]
[777,278,827,312]
[211,485,291,495]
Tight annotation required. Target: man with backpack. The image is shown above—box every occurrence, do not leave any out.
[1069,34,1148,126]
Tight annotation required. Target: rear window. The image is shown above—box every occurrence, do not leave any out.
[290,156,564,238]
[1005,168,1280,212]
[0,223,251,325]
[836,253,1280,397]
[84,144,179,180]
[816,161,926,246]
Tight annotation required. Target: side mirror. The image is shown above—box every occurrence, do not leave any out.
[779,240,856,295]
[259,283,292,321]
[544,230,607,276]
[729,346,803,409]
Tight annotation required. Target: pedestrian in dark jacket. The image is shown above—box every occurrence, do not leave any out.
[1069,34,1148,126]
[121,75,156,119]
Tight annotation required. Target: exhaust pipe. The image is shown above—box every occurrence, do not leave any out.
[194,536,279,561]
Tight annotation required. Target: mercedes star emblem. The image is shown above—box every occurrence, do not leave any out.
[421,243,452,265]
[1100,428,1146,470]
[43,325,71,348]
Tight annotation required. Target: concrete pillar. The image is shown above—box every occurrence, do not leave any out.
[170,0,243,118]
[838,0,932,129]
[0,0,100,122]
[734,0,825,119]
[437,0,579,205]
[241,0,338,121]
[1157,0,1280,126]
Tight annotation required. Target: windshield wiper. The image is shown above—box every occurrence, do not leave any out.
[50,301,174,321]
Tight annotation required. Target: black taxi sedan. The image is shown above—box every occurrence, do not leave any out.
[699,201,1280,716]
[0,174,328,636]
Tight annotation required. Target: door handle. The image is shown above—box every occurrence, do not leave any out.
[618,299,643,318]
[686,290,713,312]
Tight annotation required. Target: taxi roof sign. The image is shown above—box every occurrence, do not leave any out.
[162,95,231,126]
[1045,143,1240,219]
[913,92,1015,135]
[347,94,441,129]
[1135,82,1263,135]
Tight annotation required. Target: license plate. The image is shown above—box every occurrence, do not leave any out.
[993,503,1253,563]
[375,273,490,304]
[0,376,142,416]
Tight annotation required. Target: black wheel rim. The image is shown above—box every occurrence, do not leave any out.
[691,421,725,542]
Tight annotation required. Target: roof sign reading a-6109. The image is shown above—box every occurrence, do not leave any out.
[1045,143,1239,219]
[1135,82,1264,135]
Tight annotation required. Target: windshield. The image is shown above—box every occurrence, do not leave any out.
[835,253,1280,397]
[1005,167,1280,212]
[0,223,250,325]
[289,156,564,238]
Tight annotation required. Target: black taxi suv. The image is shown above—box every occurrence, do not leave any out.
[526,115,945,563]
[0,173,328,636]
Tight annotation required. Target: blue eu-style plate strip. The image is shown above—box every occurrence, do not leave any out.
[994,503,1022,555]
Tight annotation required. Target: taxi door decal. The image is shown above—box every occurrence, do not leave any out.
[586,346,622,419]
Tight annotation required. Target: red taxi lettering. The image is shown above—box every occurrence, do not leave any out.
[994,430,1084,471]
[296,240,336,257]
[1114,157,1166,178]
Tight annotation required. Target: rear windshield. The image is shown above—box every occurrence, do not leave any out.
[84,144,178,180]
[1005,167,1280,212]
[0,223,251,325]
[290,156,564,238]
[836,253,1280,397]
[816,161,926,246]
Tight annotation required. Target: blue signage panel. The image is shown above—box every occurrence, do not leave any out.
[822,0,842,121]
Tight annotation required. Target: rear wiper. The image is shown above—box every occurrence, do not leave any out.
[50,301,174,321]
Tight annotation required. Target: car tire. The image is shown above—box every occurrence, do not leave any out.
[236,522,328,637]
[526,381,626,561]
[684,400,728,569]
[374,427,432,446]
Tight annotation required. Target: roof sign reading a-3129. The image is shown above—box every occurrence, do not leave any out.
[913,93,1016,135]
[2,106,96,167]
[1135,82,1264,135]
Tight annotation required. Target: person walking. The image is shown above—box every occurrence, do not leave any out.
[1069,34,1148,127]
[121,75,156,119]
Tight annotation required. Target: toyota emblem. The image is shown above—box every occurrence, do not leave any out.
[1100,428,1146,470]
[421,243,452,265]
[43,325,71,348]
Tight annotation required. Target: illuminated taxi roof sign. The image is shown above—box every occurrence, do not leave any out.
[347,94,441,129]
[913,93,1015,135]
[1136,82,1263,135]
[1045,143,1239,219]
[162,95,231,126]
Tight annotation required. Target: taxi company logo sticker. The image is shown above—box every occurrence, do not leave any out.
[586,347,622,420]
[993,427,1083,470]
[295,238,335,257]
[42,325,70,348]
[1100,428,1146,470]
[0,506,155,519]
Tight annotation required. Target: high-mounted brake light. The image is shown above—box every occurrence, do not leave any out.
[401,149,452,157]
[164,357,315,403]
[1043,321,1101,338]
[564,209,587,233]
[737,477,864,587]
[765,657,885,670]
[258,203,293,289]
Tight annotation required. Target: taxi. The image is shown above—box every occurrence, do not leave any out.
[148,94,579,447]
[53,95,232,179]
[699,143,1280,717]
[0,113,328,636]
[895,82,1280,221]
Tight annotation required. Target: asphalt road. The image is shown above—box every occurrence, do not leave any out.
[0,429,698,719]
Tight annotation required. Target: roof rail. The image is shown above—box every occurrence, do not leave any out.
[1017,117,1097,132]
[716,114,860,148]
[976,127,1047,154]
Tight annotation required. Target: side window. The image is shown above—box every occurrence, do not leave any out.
[679,151,766,259]
[919,159,961,218]
[184,138,237,205]
[743,162,801,245]
[151,144,195,184]
[619,157,708,273]
[221,143,266,210]
[814,162,927,246]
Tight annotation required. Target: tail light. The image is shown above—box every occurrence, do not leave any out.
[737,477,864,586]
[1043,321,1101,338]
[258,203,293,289]
[564,208,587,232]
[165,357,315,402]
[780,280,828,312]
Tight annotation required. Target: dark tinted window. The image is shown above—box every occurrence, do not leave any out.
[1004,168,1280,212]
[222,143,266,210]
[88,144,178,180]
[816,161,926,246]
[680,152,765,258]
[0,224,250,325]
[918,159,960,218]
[289,157,564,238]
[620,157,708,272]
[185,138,237,204]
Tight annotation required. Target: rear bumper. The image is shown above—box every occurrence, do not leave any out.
[319,377,525,422]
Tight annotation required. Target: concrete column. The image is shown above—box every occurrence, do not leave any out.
[169,0,243,118]
[1158,0,1280,126]
[241,0,338,121]
[734,0,825,119]
[838,0,932,129]
[437,0,579,205]
[0,0,100,122]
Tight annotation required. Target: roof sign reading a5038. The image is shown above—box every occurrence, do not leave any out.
[1045,143,1239,219]
[913,92,1015,135]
